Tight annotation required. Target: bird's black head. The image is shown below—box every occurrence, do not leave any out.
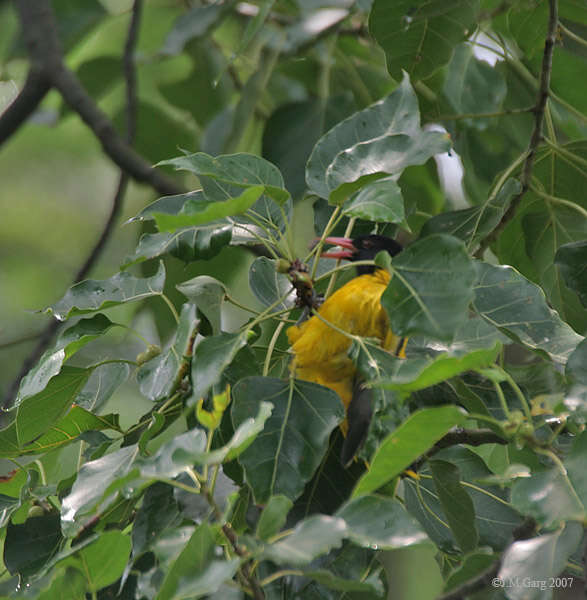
[320,234,403,275]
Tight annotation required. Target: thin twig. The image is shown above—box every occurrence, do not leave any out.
[474,0,558,256]
[0,68,51,147]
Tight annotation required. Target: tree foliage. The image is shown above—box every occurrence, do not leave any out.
[0,0,586,599]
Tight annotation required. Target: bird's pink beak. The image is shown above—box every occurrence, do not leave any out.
[313,237,356,260]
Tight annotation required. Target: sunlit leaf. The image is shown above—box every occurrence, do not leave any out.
[306,73,450,202]
[352,406,465,497]
[342,177,405,223]
[177,275,227,335]
[17,314,117,403]
[46,262,166,321]
[473,262,584,364]
[336,494,430,549]
[262,515,347,566]
[157,151,289,204]
[153,186,265,232]
[498,523,583,600]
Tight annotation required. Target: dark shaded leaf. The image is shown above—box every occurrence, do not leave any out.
[232,377,344,504]
[555,240,587,307]
[430,460,478,553]
[249,257,293,311]
[177,275,227,335]
[369,0,479,80]
[4,514,62,578]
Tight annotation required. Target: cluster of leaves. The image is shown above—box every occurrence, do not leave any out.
[1,0,587,599]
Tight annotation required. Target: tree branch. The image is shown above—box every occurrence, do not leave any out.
[474,0,558,257]
[3,0,148,409]
[13,0,184,197]
[0,67,51,147]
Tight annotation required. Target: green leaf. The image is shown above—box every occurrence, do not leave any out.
[232,377,344,504]
[64,531,131,593]
[306,73,450,202]
[4,514,62,578]
[473,262,584,364]
[336,494,429,549]
[157,523,240,600]
[37,569,87,600]
[262,515,347,566]
[443,549,498,593]
[153,186,265,232]
[189,332,249,407]
[404,447,522,551]
[555,240,587,307]
[429,460,478,553]
[352,406,466,497]
[420,178,521,252]
[17,406,119,457]
[15,366,90,448]
[497,522,583,600]
[138,303,198,401]
[125,225,232,268]
[256,495,293,541]
[511,468,585,528]
[161,3,226,55]
[443,43,507,116]
[369,0,479,80]
[381,234,477,340]
[342,177,405,223]
[137,428,207,479]
[16,314,117,403]
[131,483,182,558]
[176,275,227,334]
[46,262,166,321]
[76,362,130,412]
[157,151,289,205]
[303,569,384,595]
[127,192,195,224]
[361,317,503,392]
[249,257,293,311]
[61,445,139,537]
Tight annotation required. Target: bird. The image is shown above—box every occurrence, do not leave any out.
[286,234,407,466]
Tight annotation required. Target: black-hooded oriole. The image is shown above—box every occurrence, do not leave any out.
[287,234,406,465]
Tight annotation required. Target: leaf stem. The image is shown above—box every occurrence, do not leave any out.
[492,379,512,420]
[497,367,532,421]
[159,293,180,323]
[529,187,587,219]
[263,321,286,376]
[259,570,303,587]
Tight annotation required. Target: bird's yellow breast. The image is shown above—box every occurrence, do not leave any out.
[287,269,404,410]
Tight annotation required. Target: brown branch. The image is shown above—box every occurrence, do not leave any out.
[3,0,147,409]
[474,0,558,257]
[0,67,51,147]
[13,0,184,197]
